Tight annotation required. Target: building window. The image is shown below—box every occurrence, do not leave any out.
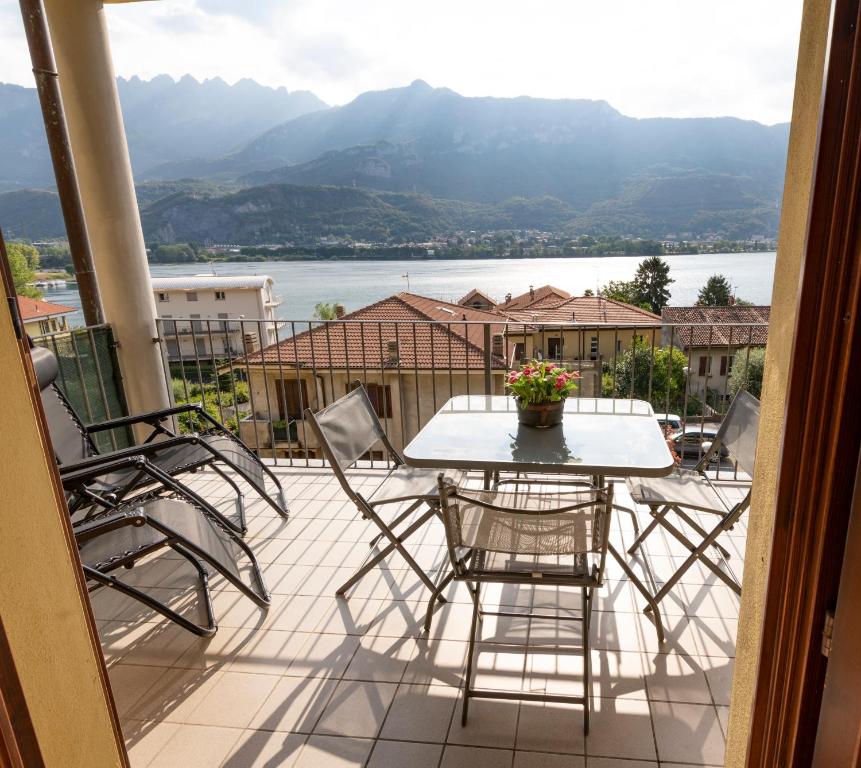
[547,337,561,359]
[195,337,207,355]
[217,312,229,331]
[186,291,198,302]
[719,355,729,376]
[276,378,309,419]
[589,336,599,358]
[162,315,176,334]
[215,291,226,301]
[190,313,204,332]
[39,320,51,335]
[157,292,170,302]
[512,342,525,362]
[348,382,393,419]
[166,339,180,358]
[616,339,622,353]
[698,356,710,376]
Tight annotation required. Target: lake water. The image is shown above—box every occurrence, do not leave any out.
[44,252,776,327]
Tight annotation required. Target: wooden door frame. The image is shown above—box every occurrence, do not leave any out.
[0,230,129,765]
[747,0,861,763]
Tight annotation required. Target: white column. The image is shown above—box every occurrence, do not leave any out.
[42,0,170,416]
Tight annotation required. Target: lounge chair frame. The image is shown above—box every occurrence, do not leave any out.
[63,455,271,636]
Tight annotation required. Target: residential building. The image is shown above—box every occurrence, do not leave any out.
[151,275,280,361]
[503,293,662,363]
[236,292,508,456]
[661,305,770,402]
[236,290,661,457]
[498,284,571,311]
[17,295,76,336]
[457,287,497,311]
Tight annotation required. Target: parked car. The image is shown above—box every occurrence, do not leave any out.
[670,424,729,459]
[656,413,683,431]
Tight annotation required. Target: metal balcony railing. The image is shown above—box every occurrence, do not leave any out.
[30,324,132,452]
[153,316,768,477]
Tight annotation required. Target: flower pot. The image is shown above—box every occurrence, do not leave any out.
[516,399,565,428]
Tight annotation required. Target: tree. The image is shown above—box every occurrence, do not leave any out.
[7,243,41,298]
[602,337,690,413]
[728,347,766,399]
[697,274,732,306]
[313,302,339,320]
[600,280,638,305]
[632,256,673,314]
[583,288,594,297]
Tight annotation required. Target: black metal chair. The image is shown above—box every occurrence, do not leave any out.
[305,384,463,599]
[625,390,761,606]
[32,345,287,533]
[429,476,614,734]
[62,455,270,636]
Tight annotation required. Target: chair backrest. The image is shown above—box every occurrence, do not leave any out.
[305,385,398,499]
[31,345,99,465]
[709,390,761,476]
[437,476,614,574]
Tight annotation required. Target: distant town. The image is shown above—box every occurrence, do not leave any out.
[25,232,777,272]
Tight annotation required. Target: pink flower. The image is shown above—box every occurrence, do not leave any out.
[508,371,521,383]
[521,366,533,376]
[555,377,566,390]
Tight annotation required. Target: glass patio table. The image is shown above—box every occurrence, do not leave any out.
[403,395,676,642]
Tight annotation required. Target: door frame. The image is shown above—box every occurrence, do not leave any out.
[746,0,861,763]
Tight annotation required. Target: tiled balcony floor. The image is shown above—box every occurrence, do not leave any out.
[92,466,747,768]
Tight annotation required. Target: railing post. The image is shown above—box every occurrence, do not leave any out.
[483,323,492,395]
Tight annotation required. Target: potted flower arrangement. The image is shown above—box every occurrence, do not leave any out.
[506,360,580,428]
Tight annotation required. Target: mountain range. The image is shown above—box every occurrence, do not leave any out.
[0,76,789,243]
[0,75,326,190]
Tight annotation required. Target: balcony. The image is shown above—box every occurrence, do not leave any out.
[97,463,744,767]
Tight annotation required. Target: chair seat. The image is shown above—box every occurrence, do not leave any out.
[471,550,594,581]
[78,497,241,582]
[367,465,465,505]
[626,468,730,513]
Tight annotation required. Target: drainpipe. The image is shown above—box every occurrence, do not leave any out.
[18,0,103,327]
[40,0,170,418]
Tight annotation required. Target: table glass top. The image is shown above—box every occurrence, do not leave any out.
[403,396,674,477]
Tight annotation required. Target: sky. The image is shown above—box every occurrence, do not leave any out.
[1,0,804,125]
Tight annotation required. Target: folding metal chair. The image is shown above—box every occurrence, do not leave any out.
[428,476,614,734]
[62,454,270,636]
[625,390,760,608]
[32,344,287,533]
[305,384,463,599]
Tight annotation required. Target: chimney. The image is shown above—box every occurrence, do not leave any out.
[529,285,535,302]
[505,292,512,303]
[492,333,504,359]
[335,303,346,318]
[386,339,399,364]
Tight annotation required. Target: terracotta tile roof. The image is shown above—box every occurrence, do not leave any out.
[16,295,76,321]
[504,296,662,326]
[498,285,572,311]
[661,305,770,346]
[458,288,497,307]
[242,292,508,370]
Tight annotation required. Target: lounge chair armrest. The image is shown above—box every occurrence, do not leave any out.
[73,508,148,544]
[60,454,153,487]
[58,436,203,477]
[86,404,205,433]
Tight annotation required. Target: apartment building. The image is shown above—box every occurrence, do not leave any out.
[152,275,280,361]
[17,295,76,337]
[661,305,770,400]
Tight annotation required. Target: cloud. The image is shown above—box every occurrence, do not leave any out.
[1,0,804,123]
